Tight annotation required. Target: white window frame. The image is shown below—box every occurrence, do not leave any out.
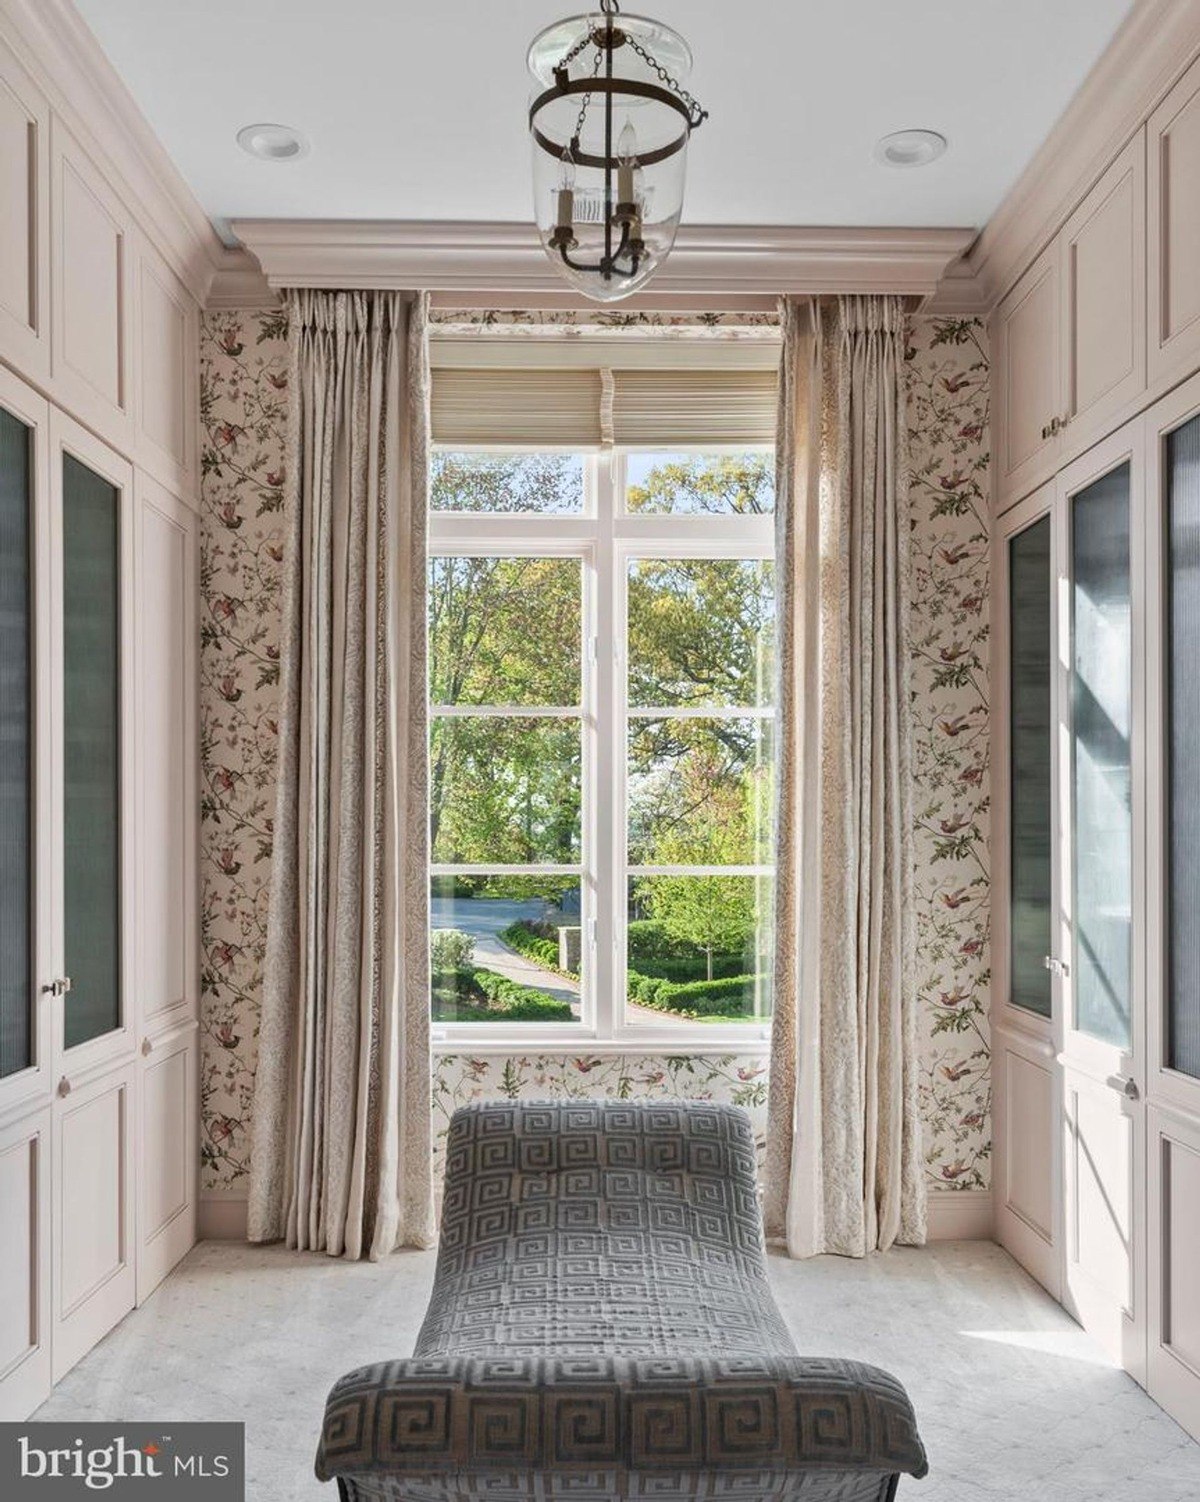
[428,446,775,1052]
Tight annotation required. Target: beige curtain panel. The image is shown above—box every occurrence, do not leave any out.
[248,288,435,1261]
[765,294,926,1258]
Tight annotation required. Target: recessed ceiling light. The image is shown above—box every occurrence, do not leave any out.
[236,123,309,162]
[873,129,947,168]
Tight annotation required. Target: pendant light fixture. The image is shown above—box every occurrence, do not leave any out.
[527,0,708,301]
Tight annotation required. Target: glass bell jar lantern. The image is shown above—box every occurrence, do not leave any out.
[527,0,708,301]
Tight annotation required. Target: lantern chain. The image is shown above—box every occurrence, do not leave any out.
[567,44,603,154]
[623,33,708,125]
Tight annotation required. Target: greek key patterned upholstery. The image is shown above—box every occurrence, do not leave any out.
[316,1102,926,1500]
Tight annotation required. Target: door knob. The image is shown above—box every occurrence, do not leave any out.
[42,977,72,997]
[57,1076,71,1098]
[1105,1074,1139,1101]
[141,1037,153,1056]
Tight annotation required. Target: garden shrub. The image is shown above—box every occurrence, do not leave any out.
[499,920,578,978]
[431,965,574,1023]
[625,966,768,1022]
[431,928,475,971]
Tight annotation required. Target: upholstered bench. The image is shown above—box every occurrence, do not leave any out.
[316,1100,927,1501]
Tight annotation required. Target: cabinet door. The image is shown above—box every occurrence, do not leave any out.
[1148,57,1200,394]
[1056,423,1145,1378]
[50,125,133,451]
[0,1107,51,1419]
[1145,372,1200,1439]
[51,1061,135,1381]
[135,475,197,1043]
[134,241,198,496]
[137,1022,196,1302]
[1060,134,1146,458]
[0,369,51,1122]
[992,244,1062,513]
[993,486,1061,1296]
[51,416,136,1076]
[0,37,49,381]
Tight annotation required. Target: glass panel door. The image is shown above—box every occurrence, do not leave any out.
[0,408,32,1078]
[1071,463,1133,1048]
[1167,414,1200,1078]
[1008,515,1053,1016]
[62,453,121,1050]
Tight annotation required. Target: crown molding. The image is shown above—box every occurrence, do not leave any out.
[230,219,975,301]
[0,0,228,306]
[966,0,1200,312]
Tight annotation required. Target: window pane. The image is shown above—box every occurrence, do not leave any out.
[431,875,581,1024]
[0,409,32,1078]
[628,717,773,866]
[625,451,775,514]
[626,875,772,1024]
[628,558,774,708]
[431,717,581,863]
[1071,464,1131,1048]
[1168,414,1200,1078]
[429,556,581,707]
[63,455,121,1050]
[431,451,584,514]
[1008,516,1052,1018]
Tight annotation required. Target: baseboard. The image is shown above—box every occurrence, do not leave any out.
[199,1188,992,1245]
[927,1187,994,1241]
[198,1195,248,1241]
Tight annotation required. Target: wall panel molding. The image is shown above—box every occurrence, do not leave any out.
[0,0,227,305]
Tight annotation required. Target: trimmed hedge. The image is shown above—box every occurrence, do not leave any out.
[431,965,574,1023]
[626,967,768,1021]
[499,921,565,974]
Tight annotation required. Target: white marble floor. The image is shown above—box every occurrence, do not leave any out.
[36,1239,1200,1501]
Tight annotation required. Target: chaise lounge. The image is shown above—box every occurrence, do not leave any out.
[316,1100,928,1501]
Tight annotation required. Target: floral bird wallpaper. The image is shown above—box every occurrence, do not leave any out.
[197,308,991,1206]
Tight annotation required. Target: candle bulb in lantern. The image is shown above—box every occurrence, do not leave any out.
[617,119,638,207]
[556,148,576,231]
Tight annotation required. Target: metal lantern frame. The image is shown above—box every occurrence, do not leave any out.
[528,0,708,288]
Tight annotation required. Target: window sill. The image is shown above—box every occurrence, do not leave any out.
[431,1030,772,1057]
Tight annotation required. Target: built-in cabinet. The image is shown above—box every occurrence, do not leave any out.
[993,134,1146,511]
[0,19,199,1422]
[992,45,1200,1441]
[1147,60,1200,393]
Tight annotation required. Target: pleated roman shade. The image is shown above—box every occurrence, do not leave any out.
[608,367,778,447]
[429,351,778,448]
[430,367,605,447]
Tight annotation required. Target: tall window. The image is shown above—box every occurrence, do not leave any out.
[427,357,777,1043]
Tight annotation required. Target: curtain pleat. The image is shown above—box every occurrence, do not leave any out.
[766,294,925,1258]
[248,289,435,1260]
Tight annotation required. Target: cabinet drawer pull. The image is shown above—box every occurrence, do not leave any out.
[42,977,72,998]
[57,1076,71,1098]
[141,1037,153,1056]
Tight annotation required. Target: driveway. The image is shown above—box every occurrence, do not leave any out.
[431,896,581,1009]
[430,895,689,1024]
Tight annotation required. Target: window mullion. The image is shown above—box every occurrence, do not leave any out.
[591,451,617,1042]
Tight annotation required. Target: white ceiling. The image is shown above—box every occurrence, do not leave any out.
[73,0,1136,240]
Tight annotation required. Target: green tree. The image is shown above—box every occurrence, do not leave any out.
[429,452,776,874]
[641,871,756,981]
[626,453,773,515]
